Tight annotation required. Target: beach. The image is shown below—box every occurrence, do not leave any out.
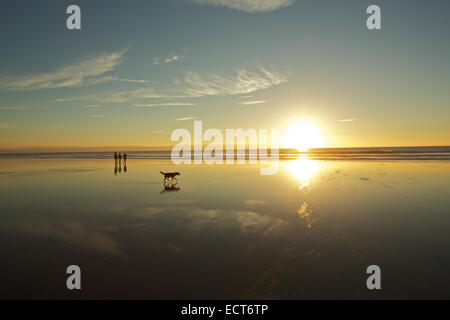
[0,155,449,299]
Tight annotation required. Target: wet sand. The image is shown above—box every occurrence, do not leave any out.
[0,159,449,299]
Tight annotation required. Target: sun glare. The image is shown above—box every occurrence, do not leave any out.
[283,121,324,152]
[286,157,321,189]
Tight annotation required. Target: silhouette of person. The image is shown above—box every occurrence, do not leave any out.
[114,152,118,162]
[118,153,122,163]
[123,152,127,164]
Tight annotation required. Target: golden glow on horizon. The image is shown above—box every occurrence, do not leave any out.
[283,121,324,151]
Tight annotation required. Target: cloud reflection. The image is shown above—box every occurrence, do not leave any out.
[17,220,121,255]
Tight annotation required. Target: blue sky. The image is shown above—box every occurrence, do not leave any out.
[0,0,449,150]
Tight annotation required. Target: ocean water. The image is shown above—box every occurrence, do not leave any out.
[0,152,449,299]
[1,146,449,161]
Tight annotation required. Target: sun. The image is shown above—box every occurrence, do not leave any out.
[283,121,324,152]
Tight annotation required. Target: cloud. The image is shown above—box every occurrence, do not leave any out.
[56,91,129,103]
[0,49,126,91]
[119,78,151,83]
[133,102,195,107]
[192,0,295,12]
[176,117,196,121]
[56,87,165,103]
[0,122,15,129]
[131,87,166,99]
[0,106,48,111]
[84,104,102,108]
[153,54,182,65]
[176,67,286,97]
[338,119,357,122]
[56,66,285,102]
[0,106,29,110]
[88,114,117,119]
[238,100,266,105]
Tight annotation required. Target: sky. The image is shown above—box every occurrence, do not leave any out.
[0,0,449,151]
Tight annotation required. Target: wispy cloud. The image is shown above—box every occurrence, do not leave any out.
[56,66,285,102]
[0,106,48,111]
[56,92,129,103]
[238,100,266,105]
[0,106,28,110]
[192,0,295,12]
[133,102,195,107]
[84,104,102,108]
[176,117,196,121]
[0,122,15,129]
[176,67,286,97]
[131,87,166,99]
[88,114,117,119]
[56,87,165,104]
[338,119,357,122]
[153,54,182,65]
[119,78,151,83]
[0,49,127,91]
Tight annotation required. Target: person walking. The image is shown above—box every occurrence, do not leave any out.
[123,152,127,164]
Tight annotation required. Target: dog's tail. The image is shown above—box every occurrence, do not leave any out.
[160,171,166,175]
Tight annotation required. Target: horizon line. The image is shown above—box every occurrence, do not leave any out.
[0,145,449,154]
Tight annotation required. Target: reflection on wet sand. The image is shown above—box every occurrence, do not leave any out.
[16,220,121,255]
[286,157,321,227]
[286,157,321,190]
[114,161,127,175]
[0,159,449,299]
[161,181,180,193]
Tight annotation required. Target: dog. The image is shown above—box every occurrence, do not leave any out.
[160,171,180,181]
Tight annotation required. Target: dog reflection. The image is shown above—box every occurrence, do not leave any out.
[161,181,180,193]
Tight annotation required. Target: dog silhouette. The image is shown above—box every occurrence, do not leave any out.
[160,171,180,181]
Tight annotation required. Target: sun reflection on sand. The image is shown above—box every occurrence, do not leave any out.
[286,156,321,189]
[286,157,322,227]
